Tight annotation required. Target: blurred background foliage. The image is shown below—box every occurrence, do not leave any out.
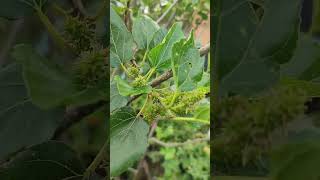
[213,0,320,179]
[110,0,210,39]
[0,0,108,174]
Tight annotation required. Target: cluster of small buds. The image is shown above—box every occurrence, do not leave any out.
[73,50,107,89]
[131,75,147,88]
[212,86,308,168]
[64,16,95,53]
[171,87,209,115]
[128,65,140,77]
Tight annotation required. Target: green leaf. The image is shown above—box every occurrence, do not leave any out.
[270,140,320,180]
[149,27,167,50]
[148,23,184,72]
[132,15,159,50]
[213,0,301,96]
[12,44,75,109]
[197,72,210,87]
[12,44,104,109]
[64,87,107,107]
[171,31,203,91]
[194,105,210,122]
[114,75,151,96]
[110,7,134,68]
[0,64,63,160]
[0,0,48,19]
[281,35,320,81]
[0,141,84,180]
[110,107,149,177]
[111,81,127,112]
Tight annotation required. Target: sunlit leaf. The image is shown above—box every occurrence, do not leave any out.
[148,22,184,72]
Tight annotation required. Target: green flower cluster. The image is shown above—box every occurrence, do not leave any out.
[131,75,147,88]
[212,86,308,173]
[64,16,95,53]
[128,65,140,77]
[73,50,107,89]
[143,93,166,123]
[167,87,209,115]
[142,87,209,122]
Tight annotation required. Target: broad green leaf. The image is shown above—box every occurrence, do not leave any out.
[110,107,149,176]
[0,141,84,180]
[114,75,151,96]
[0,0,48,19]
[171,31,203,91]
[194,105,210,122]
[271,140,320,180]
[0,64,63,160]
[12,44,75,109]
[149,27,167,49]
[132,15,159,50]
[63,87,107,107]
[197,72,210,87]
[111,81,127,112]
[110,7,134,68]
[148,23,184,71]
[213,0,301,96]
[12,44,104,109]
[281,35,320,81]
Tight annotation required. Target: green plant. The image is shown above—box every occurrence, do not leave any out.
[0,0,108,179]
[110,2,210,178]
[148,120,210,179]
[213,0,320,179]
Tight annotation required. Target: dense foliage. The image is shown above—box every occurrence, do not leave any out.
[0,0,108,179]
[110,0,210,178]
[213,0,320,179]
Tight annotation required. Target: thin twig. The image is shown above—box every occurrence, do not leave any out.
[52,101,106,139]
[124,0,133,31]
[82,140,108,180]
[148,119,159,138]
[200,43,210,56]
[165,11,176,28]
[127,43,210,105]
[157,0,179,23]
[128,168,138,174]
[149,137,209,147]
[35,6,74,53]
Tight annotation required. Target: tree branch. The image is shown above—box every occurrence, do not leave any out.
[127,43,210,105]
[72,0,89,16]
[157,0,179,23]
[149,137,209,148]
[52,101,106,139]
[200,43,210,56]
[124,0,133,31]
